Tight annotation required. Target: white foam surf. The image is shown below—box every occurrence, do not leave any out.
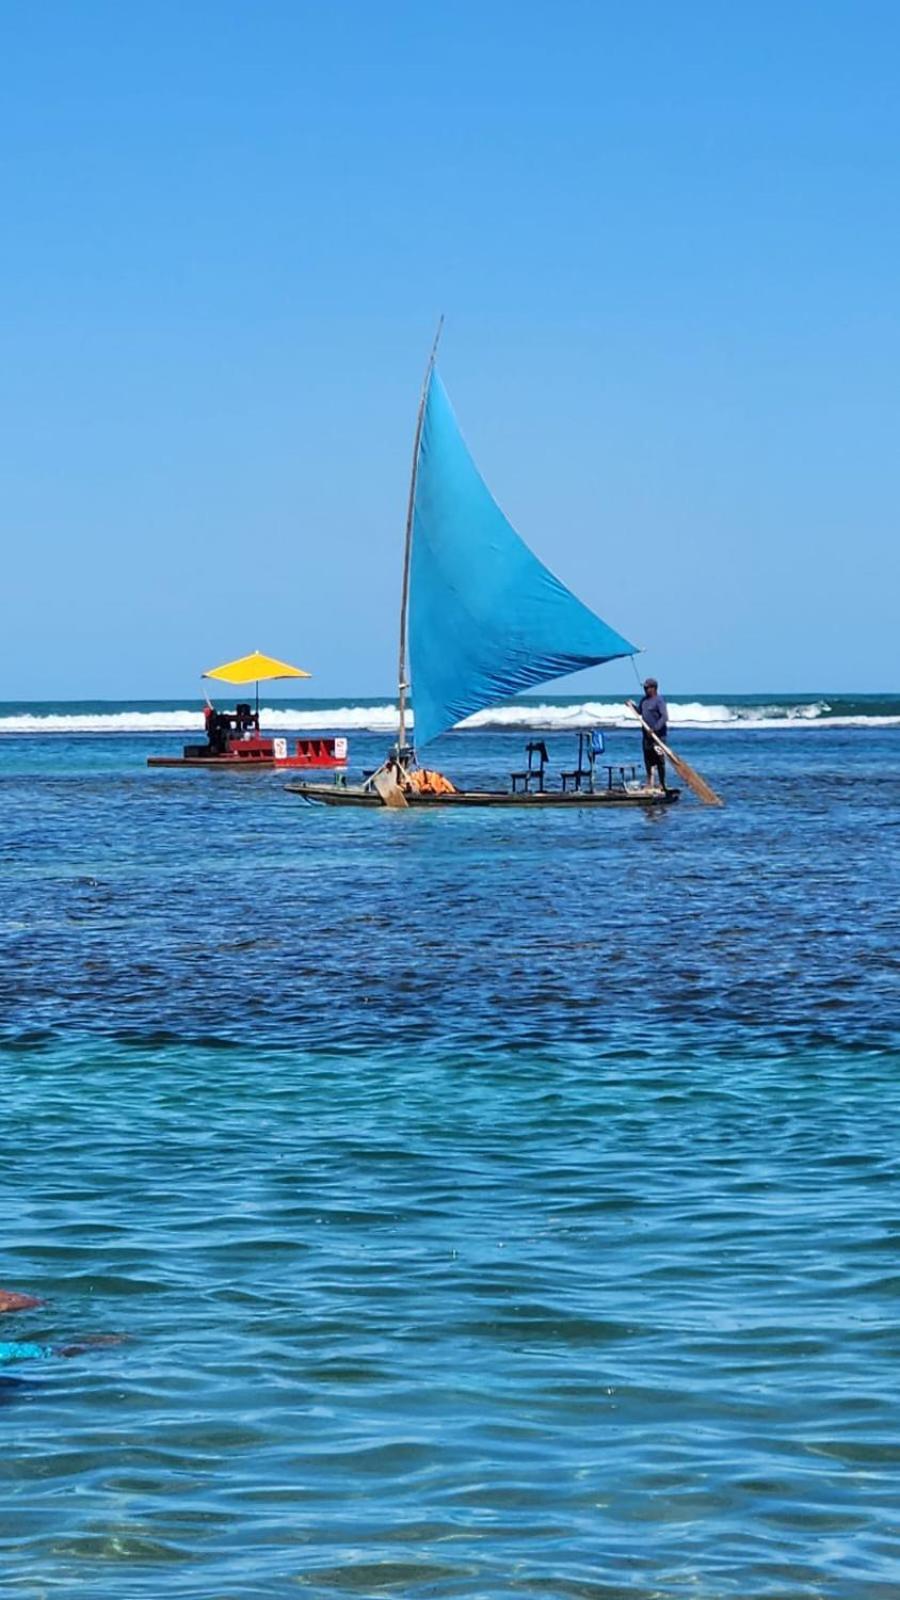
[1,699,898,735]
[0,708,398,736]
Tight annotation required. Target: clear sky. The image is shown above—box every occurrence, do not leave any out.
[1,1,896,699]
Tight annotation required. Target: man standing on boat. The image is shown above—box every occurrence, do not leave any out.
[629,677,669,789]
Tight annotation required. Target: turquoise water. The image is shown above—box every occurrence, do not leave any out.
[2,717,899,1596]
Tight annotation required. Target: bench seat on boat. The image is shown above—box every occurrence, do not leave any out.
[511,740,549,793]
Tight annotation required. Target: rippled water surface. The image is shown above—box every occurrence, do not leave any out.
[2,725,899,1597]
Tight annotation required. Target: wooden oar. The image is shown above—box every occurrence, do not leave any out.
[627,703,724,807]
[371,765,409,809]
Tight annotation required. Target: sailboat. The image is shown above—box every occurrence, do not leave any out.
[287,330,678,808]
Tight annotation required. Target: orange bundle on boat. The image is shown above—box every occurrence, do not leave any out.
[406,768,457,795]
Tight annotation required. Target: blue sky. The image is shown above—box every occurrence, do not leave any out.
[1,1,896,698]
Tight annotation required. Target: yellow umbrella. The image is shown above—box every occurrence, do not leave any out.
[202,650,311,717]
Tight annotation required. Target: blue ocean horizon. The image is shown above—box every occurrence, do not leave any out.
[2,714,899,1595]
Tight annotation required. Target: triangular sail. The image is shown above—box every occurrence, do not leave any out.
[408,371,637,751]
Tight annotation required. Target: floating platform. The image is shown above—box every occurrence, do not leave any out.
[148,736,348,771]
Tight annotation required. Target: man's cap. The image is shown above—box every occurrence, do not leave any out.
[643,677,658,688]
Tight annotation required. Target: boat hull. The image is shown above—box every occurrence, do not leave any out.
[148,736,348,772]
[285,782,680,808]
[147,755,344,771]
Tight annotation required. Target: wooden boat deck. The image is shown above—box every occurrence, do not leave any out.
[285,781,680,808]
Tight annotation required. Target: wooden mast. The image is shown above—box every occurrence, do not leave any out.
[397,316,443,755]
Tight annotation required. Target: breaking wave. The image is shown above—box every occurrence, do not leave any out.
[1,696,898,735]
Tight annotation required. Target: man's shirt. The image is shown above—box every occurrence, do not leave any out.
[639,693,668,735]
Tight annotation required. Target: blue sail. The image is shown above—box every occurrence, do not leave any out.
[409,371,637,751]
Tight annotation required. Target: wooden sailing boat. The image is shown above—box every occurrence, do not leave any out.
[287,330,678,809]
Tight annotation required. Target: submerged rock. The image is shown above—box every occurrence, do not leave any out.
[0,1290,43,1314]
[0,1287,123,1362]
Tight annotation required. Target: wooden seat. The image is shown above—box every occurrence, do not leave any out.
[511,740,548,793]
[601,763,640,789]
[560,732,595,792]
[560,767,586,792]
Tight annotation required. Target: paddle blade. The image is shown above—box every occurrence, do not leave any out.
[372,769,409,809]
[664,745,724,807]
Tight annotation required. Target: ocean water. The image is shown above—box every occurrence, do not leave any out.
[1,705,899,1598]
